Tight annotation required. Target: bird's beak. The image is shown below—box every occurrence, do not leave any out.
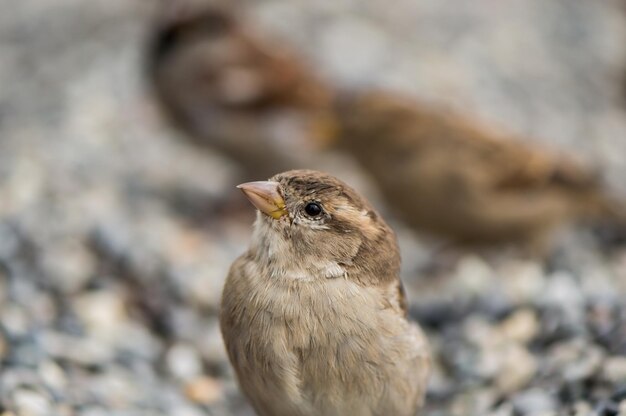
[237,181,288,219]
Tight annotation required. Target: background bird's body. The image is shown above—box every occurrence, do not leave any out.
[149,6,626,250]
[220,170,430,416]
[334,91,624,248]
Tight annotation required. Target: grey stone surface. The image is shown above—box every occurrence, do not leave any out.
[0,0,625,415]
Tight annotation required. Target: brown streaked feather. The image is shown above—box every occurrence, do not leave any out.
[397,279,409,318]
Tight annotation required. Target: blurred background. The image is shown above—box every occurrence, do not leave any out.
[1,0,626,415]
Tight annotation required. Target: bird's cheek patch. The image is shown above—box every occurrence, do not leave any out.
[331,206,381,241]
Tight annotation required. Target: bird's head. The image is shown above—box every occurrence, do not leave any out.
[238,169,400,282]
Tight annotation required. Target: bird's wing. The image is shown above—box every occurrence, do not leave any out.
[380,277,409,318]
[337,90,601,193]
[434,115,602,193]
[396,279,409,318]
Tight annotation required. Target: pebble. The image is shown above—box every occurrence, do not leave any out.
[12,389,51,416]
[184,376,224,405]
[561,343,604,382]
[73,290,127,338]
[79,407,109,416]
[498,309,540,344]
[38,360,67,392]
[463,317,503,352]
[571,401,593,416]
[488,402,514,416]
[181,265,225,310]
[511,388,558,415]
[40,239,95,294]
[0,304,31,338]
[196,322,229,368]
[501,261,545,305]
[455,256,496,296]
[538,272,585,318]
[450,388,497,416]
[166,343,204,381]
[0,331,7,360]
[494,344,537,394]
[39,330,114,366]
[169,404,207,416]
[28,293,57,326]
[87,369,141,408]
[0,267,7,303]
[603,357,626,383]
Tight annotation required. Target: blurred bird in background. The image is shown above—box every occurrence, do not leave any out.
[148,3,335,181]
[148,2,626,253]
[330,91,626,252]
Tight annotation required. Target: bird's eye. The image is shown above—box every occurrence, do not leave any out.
[304,202,323,217]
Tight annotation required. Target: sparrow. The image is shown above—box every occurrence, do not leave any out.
[148,5,334,180]
[330,90,626,249]
[220,169,430,416]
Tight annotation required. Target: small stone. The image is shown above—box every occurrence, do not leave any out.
[166,343,203,381]
[38,360,67,392]
[464,316,502,348]
[563,346,604,382]
[571,401,593,416]
[52,404,73,416]
[499,309,539,344]
[0,267,7,303]
[29,293,57,326]
[538,272,584,321]
[184,376,224,405]
[455,256,496,296]
[78,406,109,416]
[494,344,537,394]
[182,266,225,310]
[87,368,141,408]
[41,239,95,293]
[0,331,7,360]
[113,321,162,362]
[603,357,626,383]
[12,389,51,416]
[73,290,127,338]
[488,402,514,416]
[0,304,30,337]
[426,360,455,400]
[512,388,558,415]
[40,331,114,366]
[450,388,497,416]
[501,261,545,305]
[197,322,228,367]
[596,400,621,416]
[169,405,206,416]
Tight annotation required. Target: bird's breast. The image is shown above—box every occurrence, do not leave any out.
[232,274,398,399]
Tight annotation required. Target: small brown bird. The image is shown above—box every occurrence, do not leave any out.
[148,5,333,180]
[331,91,626,250]
[220,169,430,416]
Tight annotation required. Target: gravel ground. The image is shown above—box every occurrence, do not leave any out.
[1,1,626,415]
